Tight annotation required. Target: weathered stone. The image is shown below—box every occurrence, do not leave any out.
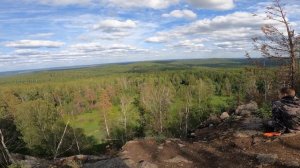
[252,137,263,145]
[15,156,52,168]
[234,132,251,138]
[207,114,221,125]
[138,161,158,168]
[123,158,137,168]
[83,157,128,168]
[236,101,258,116]
[164,156,192,164]
[178,143,185,148]
[158,145,164,150]
[256,154,278,164]
[220,112,230,120]
[285,161,300,167]
[165,140,172,144]
[241,116,263,130]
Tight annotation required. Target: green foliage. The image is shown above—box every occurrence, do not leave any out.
[14,100,61,156]
[8,163,26,168]
[208,96,236,114]
[70,110,104,143]
[257,103,272,119]
[0,59,278,157]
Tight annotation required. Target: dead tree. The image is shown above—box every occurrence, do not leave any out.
[54,121,70,159]
[252,0,298,88]
[0,129,15,165]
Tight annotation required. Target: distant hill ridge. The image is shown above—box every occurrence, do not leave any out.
[0,58,276,77]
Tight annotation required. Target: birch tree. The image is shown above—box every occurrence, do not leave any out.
[98,89,113,138]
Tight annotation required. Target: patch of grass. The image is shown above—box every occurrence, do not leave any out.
[70,110,104,143]
[209,96,235,114]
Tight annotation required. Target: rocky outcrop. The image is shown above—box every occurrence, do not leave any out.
[235,101,258,117]
[11,101,300,168]
[83,157,129,168]
[256,154,278,164]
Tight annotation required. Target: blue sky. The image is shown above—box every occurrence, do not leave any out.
[0,0,299,72]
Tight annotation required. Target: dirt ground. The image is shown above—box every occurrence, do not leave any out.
[12,116,300,168]
[118,117,300,168]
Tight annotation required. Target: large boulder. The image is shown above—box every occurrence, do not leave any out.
[235,101,258,117]
[220,112,230,120]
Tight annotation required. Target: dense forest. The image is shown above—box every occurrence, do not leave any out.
[0,59,287,164]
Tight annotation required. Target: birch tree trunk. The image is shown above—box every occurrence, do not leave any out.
[103,111,110,138]
[0,129,15,164]
[54,121,69,159]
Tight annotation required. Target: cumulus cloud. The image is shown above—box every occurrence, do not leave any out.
[68,43,148,55]
[92,19,137,32]
[107,0,179,9]
[14,49,49,56]
[186,0,235,10]
[28,33,54,38]
[145,36,168,43]
[23,0,92,6]
[172,39,205,52]
[5,40,64,49]
[162,10,197,19]
[2,42,150,71]
[69,43,105,52]
[146,11,285,52]
[214,41,248,51]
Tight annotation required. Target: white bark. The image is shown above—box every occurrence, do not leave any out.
[0,129,15,164]
[103,112,110,138]
[54,121,70,159]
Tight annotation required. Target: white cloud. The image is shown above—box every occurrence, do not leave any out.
[69,43,105,52]
[186,0,235,10]
[69,43,148,53]
[5,40,64,49]
[28,33,54,38]
[14,49,49,55]
[107,0,179,9]
[162,10,197,19]
[146,11,284,52]
[24,0,92,6]
[145,36,168,43]
[214,41,248,50]
[172,39,205,51]
[93,19,137,32]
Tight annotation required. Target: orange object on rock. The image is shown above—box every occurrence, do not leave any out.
[263,132,281,137]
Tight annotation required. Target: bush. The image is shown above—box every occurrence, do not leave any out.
[257,103,272,119]
[8,163,26,168]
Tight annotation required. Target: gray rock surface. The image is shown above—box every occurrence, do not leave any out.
[236,101,258,116]
[164,155,192,164]
[207,114,221,125]
[256,154,278,164]
[83,157,129,168]
[138,161,158,168]
[220,112,230,120]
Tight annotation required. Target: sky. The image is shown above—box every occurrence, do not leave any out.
[0,0,299,72]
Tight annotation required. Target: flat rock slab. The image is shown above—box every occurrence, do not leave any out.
[83,157,129,168]
[234,130,262,138]
[164,155,192,164]
[138,161,158,168]
[256,154,278,164]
